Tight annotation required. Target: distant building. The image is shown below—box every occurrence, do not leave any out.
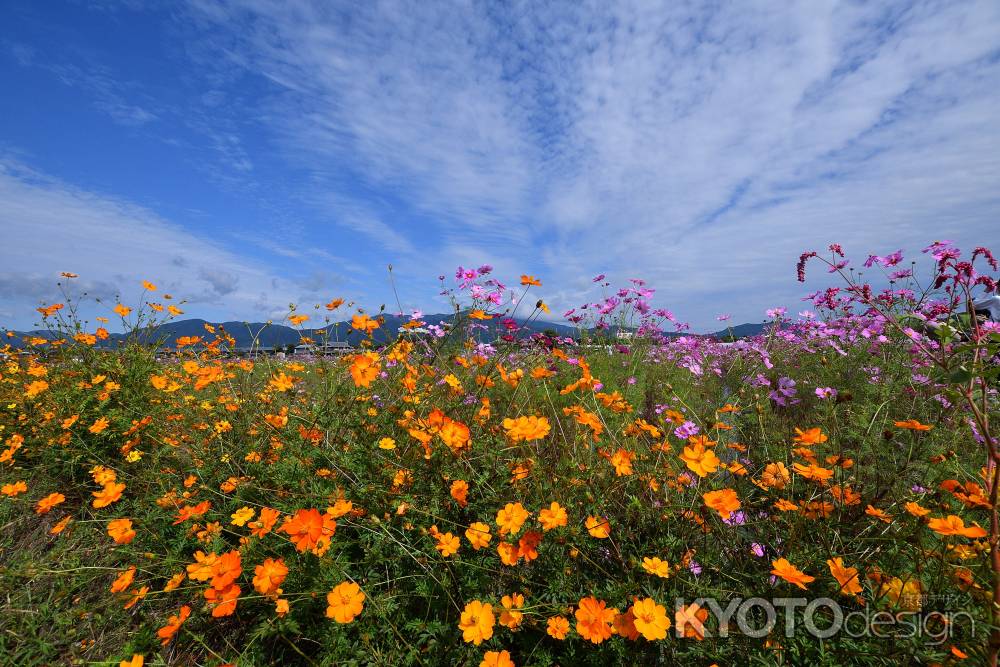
[295,341,353,355]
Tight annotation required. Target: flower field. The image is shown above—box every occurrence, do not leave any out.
[1,242,998,666]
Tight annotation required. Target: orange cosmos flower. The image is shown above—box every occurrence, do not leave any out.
[481,650,515,667]
[173,500,211,525]
[612,607,639,640]
[496,502,530,536]
[119,654,144,667]
[107,518,136,544]
[92,481,126,508]
[585,515,611,538]
[520,274,542,286]
[349,352,381,388]
[351,313,380,335]
[450,480,469,507]
[905,501,931,517]
[186,551,219,581]
[2,480,27,497]
[675,602,709,639]
[894,419,933,431]
[865,505,892,524]
[459,600,495,645]
[465,522,492,550]
[703,488,740,520]
[792,427,828,445]
[288,314,309,326]
[163,573,185,592]
[631,598,671,640]
[538,501,568,531]
[517,530,542,561]
[546,616,570,639]
[281,508,337,553]
[791,462,835,484]
[927,515,987,538]
[774,498,799,512]
[249,507,280,537]
[268,372,296,393]
[575,596,616,644]
[156,605,191,645]
[50,515,72,535]
[498,593,524,629]
[36,492,66,514]
[827,557,863,596]
[610,449,634,476]
[114,304,132,317]
[502,416,550,442]
[679,442,720,478]
[253,558,288,596]
[642,557,671,578]
[88,417,110,434]
[326,581,365,623]
[123,585,149,610]
[497,541,520,565]
[434,529,461,557]
[205,583,241,617]
[110,566,137,594]
[771,558,815,590]
[759,462,791,489]
[210,550,242,590]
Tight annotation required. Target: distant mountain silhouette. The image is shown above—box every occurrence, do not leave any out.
[5,315,768,349]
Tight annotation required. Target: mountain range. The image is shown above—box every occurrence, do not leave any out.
[5,314,766,350]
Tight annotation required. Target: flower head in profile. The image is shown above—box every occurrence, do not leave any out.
[326,581,365,623]
[927,515,987,538]
[827,557,862,596]
[702,488,740,520]
[156,605,191,645]
[642,557,671,578]
[36,492,66,514]
[502,416,550,442]
[771,558,815,590]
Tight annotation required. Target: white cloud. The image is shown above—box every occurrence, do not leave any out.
[176,0,1000,328]
[0,159,315,328]
[6,2,999,330]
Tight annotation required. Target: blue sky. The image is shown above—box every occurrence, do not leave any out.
[2,0,999,331]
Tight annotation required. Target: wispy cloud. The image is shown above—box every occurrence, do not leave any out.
[4,1,999,329]
[0,158,334,328]
[178,0,1000,326]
